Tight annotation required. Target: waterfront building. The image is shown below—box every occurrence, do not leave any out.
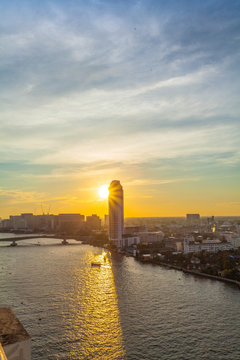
[9,215,27,230]
[122,234,140,248]
[138,231,164,244]
[183,236,233,254]
[108,180,124,248]
[164,236,183,251]
[34,214,56,231]
[86,214,101,230]
[57,213,85,233]
[4,213,56,232]
[21,213,35,229]
[0,219,10,230]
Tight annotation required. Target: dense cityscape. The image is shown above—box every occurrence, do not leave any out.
[1,181,240,285]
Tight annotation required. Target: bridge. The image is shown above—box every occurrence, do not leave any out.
[0,235,82,246]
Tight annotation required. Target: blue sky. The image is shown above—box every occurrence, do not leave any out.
[0,0,240,217]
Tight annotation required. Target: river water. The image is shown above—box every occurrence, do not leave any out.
[0,235,240,359]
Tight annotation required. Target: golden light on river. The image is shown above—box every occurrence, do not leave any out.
[65,249,125,359]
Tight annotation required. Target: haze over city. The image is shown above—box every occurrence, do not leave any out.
[1,0,240,218]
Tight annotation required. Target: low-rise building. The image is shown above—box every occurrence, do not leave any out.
[164,236,183,251]
[223,233,240,249]
[0,219,10,230]
[122,235,140,248]
[57,213,85,232]
[86,214,101,230]
[138,231,164,244]
[184,237,233,254]
[9,215,27,230]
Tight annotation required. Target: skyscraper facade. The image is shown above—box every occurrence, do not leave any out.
[108,180,124,248]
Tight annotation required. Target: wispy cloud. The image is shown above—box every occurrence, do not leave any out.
[125,177,200,186]
[0,0,239,216]
[0,187,46,204]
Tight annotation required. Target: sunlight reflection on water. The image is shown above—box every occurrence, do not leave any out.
[1,235,240,360]
[64,251,126,359]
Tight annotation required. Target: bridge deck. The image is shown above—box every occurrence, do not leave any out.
[0,236,79,242]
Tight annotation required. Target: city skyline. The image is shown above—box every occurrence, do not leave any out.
[0,0,240,218]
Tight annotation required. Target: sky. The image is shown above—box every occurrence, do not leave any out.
[0,0,240,218]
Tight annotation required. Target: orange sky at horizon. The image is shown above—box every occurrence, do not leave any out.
[1,179,239,219]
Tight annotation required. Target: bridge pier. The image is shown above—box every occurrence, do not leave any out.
[10,240,17,247]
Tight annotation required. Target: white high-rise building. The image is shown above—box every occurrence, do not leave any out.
[108,180,124,248]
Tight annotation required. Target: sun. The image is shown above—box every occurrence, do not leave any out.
[98,185,109,199]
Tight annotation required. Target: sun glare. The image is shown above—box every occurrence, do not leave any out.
[99,185,109,199]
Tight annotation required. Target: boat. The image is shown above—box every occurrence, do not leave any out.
[91,262,101,267]
[10,240,17,247]
[10,242,18,247]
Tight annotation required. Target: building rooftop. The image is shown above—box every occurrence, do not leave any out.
[202,239,221,244]
[0,308,30,346]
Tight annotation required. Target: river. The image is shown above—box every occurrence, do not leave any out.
[0,235,240,359]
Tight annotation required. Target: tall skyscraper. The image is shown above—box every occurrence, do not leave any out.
[108,180,124,248]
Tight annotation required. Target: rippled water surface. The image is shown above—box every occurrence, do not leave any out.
[0,235,240,359]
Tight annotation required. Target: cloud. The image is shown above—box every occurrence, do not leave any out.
[0,0,239,216]
[0,186,84,207]
[0,187,46,204]
[29,123,239,167]
[125,177,199,186]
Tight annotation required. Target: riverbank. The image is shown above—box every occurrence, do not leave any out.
[4,231,239,290]
[87,242,240,290]
[138,258,240,289]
